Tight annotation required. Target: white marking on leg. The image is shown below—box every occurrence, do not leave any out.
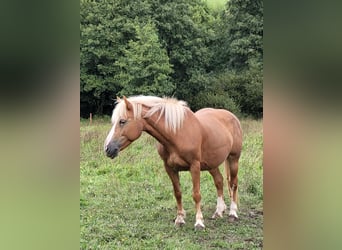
[194,210,205,228]
[175,215,185,225]
[175,209,186,226]
[212,196,227,218]
[229,201,238,218]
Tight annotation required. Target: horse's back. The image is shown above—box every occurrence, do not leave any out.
[195,108,241,133]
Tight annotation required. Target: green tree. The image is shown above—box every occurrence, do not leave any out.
[210,0,263,118]
[80,0,156,114]
[115,21,174,96]
[80,0,263,118]
[80,0,121,114]
[153,0,215,107]
[224,0,263,71]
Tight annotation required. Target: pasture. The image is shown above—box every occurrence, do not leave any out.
[80,117,263,249]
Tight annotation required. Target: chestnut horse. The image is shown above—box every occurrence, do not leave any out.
[104,96,242,229]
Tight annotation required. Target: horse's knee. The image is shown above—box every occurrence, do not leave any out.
[215,177,223,189]
[192,191,201,203]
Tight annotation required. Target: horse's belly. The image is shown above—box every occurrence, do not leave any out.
[164,152,221,172]
[200,161,214,171]
[167,156,216,171]
[167,154,189,171]
[169,164,213,172]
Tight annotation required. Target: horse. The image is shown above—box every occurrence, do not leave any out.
[104,95,242,229]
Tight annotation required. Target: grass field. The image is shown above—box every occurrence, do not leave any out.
[80,117,263,249]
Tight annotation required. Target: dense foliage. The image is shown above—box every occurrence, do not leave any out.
[81,0,263,118]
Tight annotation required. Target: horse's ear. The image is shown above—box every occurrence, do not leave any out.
[116,96,121,103]
[123,96,132,111]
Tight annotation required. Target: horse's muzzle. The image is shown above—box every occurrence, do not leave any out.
[105,142,120,159]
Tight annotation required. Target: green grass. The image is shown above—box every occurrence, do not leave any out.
[80,117,263,249]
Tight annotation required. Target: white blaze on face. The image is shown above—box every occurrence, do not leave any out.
[104,125,116,151]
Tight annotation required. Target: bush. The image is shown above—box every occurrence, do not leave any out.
[214,67,263,119]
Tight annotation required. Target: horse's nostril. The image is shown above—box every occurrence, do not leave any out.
[105,142,120,159]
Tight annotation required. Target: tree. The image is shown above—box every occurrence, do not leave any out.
[80,0,263,118]
[152,0,215,107]
[80,0,158,115]
[115,21,174,96]
[211,0,263,118]
[224,0,263,71]
[80,0,122,114]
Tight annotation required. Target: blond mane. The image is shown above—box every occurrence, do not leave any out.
[111,96,188,133]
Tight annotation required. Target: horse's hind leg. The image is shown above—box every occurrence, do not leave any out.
[225,155,239,221]
[164,165,186,226]
[209,168,227,218]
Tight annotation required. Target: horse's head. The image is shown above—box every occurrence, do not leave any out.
[104,96,144,159]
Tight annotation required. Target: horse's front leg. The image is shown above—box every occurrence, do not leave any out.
[190,161,205,229]
[164,165,186,226]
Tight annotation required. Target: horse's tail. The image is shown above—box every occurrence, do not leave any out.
[224,158,239,206]
[224,159,232,199]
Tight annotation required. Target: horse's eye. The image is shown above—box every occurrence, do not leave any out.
[119,119,127,126]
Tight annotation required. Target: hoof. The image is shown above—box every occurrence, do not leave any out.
[228,215,238,222]
[211,211,224,219]
[175,221,185,227]
[194,221,205,230]
[175,216,186,227]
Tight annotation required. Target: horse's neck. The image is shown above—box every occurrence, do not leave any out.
[142,112,177,147]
